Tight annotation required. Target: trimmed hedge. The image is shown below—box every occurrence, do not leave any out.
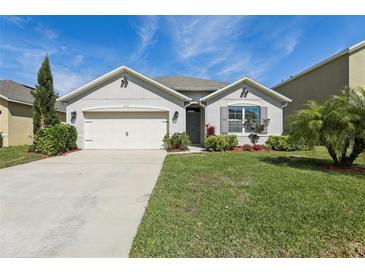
[163,132,192,151]
[204,134,238,152]
[266,135,310,151]
[32,124,77,156]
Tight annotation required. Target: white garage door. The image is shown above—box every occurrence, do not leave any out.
[84,112,168,149]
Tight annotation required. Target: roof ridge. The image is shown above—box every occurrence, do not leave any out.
[154,75,229,84]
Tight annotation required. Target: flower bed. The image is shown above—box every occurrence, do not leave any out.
[231,144,268,152]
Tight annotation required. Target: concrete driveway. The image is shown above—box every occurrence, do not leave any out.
[0,150,166,257]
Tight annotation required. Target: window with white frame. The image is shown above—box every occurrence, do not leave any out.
[228,106,260,133]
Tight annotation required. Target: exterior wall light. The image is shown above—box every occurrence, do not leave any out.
[172,111,179,123]
[71,111,77,123]
[241,86,249,98]
[121,76,128,88]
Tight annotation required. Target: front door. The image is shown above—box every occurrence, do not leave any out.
[186,107,201,145]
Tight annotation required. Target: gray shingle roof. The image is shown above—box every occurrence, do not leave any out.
[0,80,66,112]
[154,75,228,92]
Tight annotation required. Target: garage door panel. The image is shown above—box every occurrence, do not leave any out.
[84,112,168,149]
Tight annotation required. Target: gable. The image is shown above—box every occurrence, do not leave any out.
[59,66,191,103]
[201,77,291,104]
[66,71,188,108]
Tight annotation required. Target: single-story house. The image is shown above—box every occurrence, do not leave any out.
[0,80,66,147]
[273,40,365,130]
[58,66,291,149]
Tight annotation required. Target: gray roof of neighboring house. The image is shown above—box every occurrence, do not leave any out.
[0,80,66,112]
[154,75,229,92]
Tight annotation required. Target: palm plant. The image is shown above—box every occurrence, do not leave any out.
[288,87,365,168]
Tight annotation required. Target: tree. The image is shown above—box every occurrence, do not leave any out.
[244,117,270,145]
[32,55,60,134]
[288,87,365,168]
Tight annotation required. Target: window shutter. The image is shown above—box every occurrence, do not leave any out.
[260,106,268,134]
[220,107,229,134]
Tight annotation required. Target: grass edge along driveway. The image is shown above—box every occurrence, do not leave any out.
[130,147,365,257]
[0,145,46,169]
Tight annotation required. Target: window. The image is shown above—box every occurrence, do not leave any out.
[228,106,260,133]
[244,106,260,133]
[228,106,243,133]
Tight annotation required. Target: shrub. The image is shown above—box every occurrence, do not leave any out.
[32,124,77,156]
[248,133,260,145]
[205,123,216,137]
[204,135,229,152]
[163,132,191,151]
[287,87,365,167]
[225,134,238,150]
[0,132,3,148]
[244,117,270,145]
[266,135,306,151]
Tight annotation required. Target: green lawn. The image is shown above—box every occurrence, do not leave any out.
[130,147,365,257]
[0,145,46,169]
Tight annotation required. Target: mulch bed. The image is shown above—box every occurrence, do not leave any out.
[321,163,365,173]
[230,145,270,153]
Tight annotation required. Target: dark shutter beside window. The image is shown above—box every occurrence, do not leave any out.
[260,106,268,134]
[220,107,228,134]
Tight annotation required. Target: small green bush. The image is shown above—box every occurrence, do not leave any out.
[266,135,310,151]
[163,132,191,151]
[32,124,77,156]
[205,134,239,152]
[225,134,238,150]
[205,135,228,151]
[0,132,3,148]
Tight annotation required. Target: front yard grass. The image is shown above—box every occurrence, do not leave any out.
[0,145,46,169]
[130,147,365,257]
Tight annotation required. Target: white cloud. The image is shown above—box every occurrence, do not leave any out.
[130,16,159,61]
[35,24,59,39]
[167,16,246,60]
[163,16,307,82]
[53,66,95,94]
[0,16,30,28]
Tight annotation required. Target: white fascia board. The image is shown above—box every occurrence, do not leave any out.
[200,76,292,103]
[58,65,191,102]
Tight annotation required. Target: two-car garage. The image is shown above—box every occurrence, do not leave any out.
[58,66,190,150]
[83,111,168,149]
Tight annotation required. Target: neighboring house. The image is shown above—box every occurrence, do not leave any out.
[58,66,291,149]
[273,40,365,130]
[0,80,66,147]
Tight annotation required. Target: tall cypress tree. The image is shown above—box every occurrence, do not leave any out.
[32,55,60,134]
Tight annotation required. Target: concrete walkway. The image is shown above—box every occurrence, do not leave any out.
[0,150,166,257]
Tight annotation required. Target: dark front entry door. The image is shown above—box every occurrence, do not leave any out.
[186,108,201,145]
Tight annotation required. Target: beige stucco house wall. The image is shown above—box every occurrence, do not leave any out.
[273,40,365,130]
[0,80,66,147]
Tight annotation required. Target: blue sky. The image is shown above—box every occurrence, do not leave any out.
[0,16,364,95]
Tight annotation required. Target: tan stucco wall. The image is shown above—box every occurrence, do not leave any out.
[7,102,33,146]
[349,46,365,89]
[0,98,9,147]
[1,100,66,147]
[275,54,349,130]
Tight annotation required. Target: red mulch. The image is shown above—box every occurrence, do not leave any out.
[321,163,365,173]
[231,145,270,153]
